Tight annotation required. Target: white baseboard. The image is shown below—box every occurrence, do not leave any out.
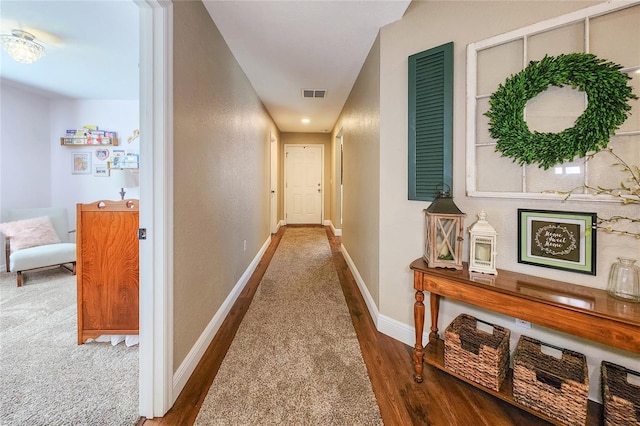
[324,220,342,236]
[340,243,378,326]
[340,245,427,347]
[378,313,429,348]
[172,235,272,398]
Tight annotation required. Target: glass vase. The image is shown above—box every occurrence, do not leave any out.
[607,258,640,303]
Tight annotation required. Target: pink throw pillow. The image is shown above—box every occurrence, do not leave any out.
[0,216,61,252]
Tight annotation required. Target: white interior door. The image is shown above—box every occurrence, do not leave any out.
[285,145,322,224]
[270,133,278,233]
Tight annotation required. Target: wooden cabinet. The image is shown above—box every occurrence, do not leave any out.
[410,258,640,424]
[76,200,139,344]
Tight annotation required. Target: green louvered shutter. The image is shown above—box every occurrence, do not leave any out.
[408,42,453,201]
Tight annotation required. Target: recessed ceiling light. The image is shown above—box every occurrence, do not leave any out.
[301,118,310,124]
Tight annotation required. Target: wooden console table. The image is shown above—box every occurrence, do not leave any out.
[410,257,640,424]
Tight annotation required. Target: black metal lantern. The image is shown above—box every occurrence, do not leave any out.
[423,189,466,270]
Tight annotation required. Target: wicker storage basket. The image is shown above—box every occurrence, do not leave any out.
[444,313,510,391]
[513,335,588,426]
[602,361,640,426]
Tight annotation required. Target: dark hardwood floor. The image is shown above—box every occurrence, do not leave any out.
[142,226,552,425]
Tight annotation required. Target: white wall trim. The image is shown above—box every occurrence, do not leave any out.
[378,313,428,348]
[269,132,279,235]
[340,243,427,348]
[340,243,378,326]
[172,235,272,397]
[324,220,342,236]
[137,0,173,419]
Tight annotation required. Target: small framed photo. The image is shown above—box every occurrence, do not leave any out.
[518,209,597,275]
[94,164,109,177]
[95,148,110,161]
[72,152,91,175]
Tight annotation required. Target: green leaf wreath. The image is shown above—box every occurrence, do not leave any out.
[485,53,637,170]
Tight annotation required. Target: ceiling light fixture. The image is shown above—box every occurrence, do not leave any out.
[0,29,45,64]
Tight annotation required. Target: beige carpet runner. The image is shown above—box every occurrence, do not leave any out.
[194,227,382,425]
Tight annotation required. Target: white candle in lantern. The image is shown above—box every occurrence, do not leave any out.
[475,244,491,262]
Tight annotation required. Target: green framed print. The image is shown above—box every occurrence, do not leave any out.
[517,209,597,275]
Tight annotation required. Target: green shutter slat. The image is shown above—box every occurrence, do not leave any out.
[408,42,453,201]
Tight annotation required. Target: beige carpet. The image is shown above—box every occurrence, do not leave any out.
[0,267,139,426]
[194,227,383,425]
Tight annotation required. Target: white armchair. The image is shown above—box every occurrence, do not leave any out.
[1,208,76,287]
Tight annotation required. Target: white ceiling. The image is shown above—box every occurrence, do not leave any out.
[0,0,139,100]
[202,1,410,132]
[0,0,410,133]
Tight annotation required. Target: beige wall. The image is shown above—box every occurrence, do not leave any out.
[279,132,331,223]
[374,0,636,400]
[332,34,381,305]
[172,0,278,369]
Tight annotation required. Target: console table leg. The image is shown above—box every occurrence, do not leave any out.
[429,293,440,342]
[413,289,425,383]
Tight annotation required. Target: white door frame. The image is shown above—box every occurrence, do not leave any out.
[335,128,343,233]
[284,144,324,225]
[138,0,173,418]
[269,132,278,234]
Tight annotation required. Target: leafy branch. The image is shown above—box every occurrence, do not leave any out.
[545,147,640,238]
[597,215,640,239]
[550,148,640,204]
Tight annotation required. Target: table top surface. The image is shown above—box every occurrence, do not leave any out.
[410,258,640,327]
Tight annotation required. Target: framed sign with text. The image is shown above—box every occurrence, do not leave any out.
[518,209,597,275]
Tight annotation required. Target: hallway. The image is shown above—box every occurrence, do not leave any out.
[143,226,549,426]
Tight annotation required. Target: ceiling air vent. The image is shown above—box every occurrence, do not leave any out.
[302,89,327,98]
